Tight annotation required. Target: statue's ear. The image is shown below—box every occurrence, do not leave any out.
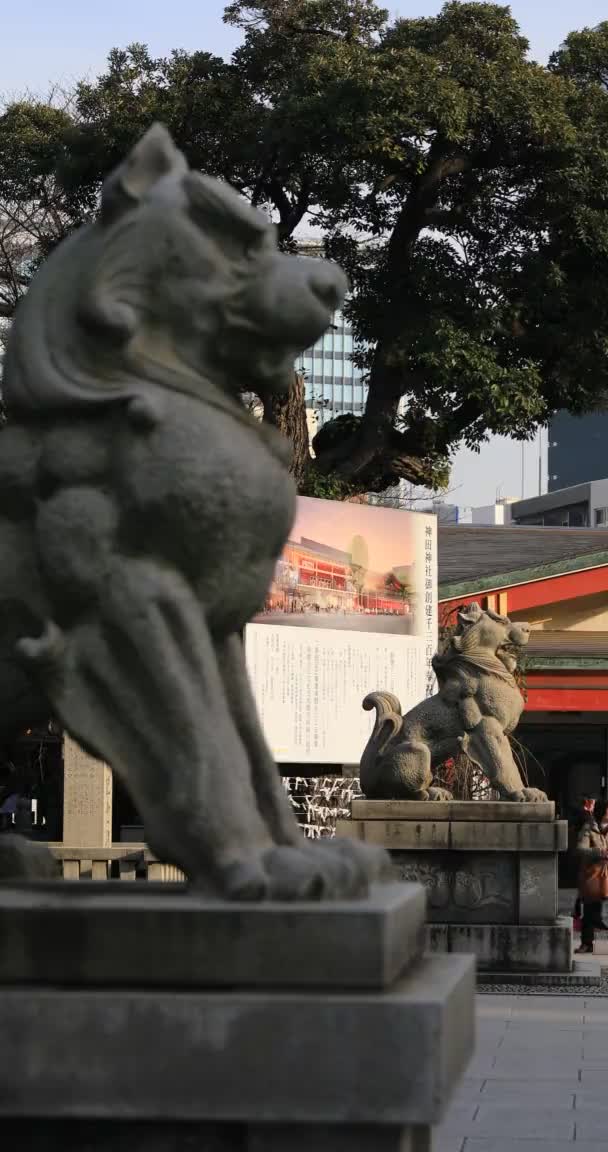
[459,602,482,628]
[101,123,187,224]
[120,124,185,198]
[185,172,269,246]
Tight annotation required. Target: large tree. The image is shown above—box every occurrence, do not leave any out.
[2,4,608,496]
[0,97,95,325]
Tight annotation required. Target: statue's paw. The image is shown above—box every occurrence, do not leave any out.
[263,839,392,901]
[218,857,270,901]
[428,787,453,801]
[313,838,392,897]
[516,786,549,804]
[263,845,329,901]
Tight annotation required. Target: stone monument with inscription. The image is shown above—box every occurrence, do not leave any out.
[0,126,474,1150]
[62,736,112,849]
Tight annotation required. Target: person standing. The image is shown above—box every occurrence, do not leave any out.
[572,796,597,924]
[576,799,608,954]
[581,795,597,823]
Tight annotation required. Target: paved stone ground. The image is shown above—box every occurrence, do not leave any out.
[436,993,608,1151]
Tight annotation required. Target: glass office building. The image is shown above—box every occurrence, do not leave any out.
[296,308,367,425]
[296,304,408,507]
[548,409,608,491]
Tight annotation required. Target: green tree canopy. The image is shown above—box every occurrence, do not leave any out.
[2,3,608,496]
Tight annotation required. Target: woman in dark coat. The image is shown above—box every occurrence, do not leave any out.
[576,799,608,954]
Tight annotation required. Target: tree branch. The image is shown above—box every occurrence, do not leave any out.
[284,23,345,42]
[0,266,29,288]
[261,369,312,487]
[425,207,467,229]
[342,139,478,477]
[270,174,312,240]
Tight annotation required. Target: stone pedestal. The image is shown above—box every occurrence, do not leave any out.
[337,801,572,974]
[0,882,474,1149]
[62,736,112,850]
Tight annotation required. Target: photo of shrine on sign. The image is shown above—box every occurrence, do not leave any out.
[254,497,424,635]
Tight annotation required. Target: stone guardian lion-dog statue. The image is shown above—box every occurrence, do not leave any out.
[360,602,547,802]
[0,124,389,900]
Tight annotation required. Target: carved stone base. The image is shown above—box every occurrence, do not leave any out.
[337,801,572,973]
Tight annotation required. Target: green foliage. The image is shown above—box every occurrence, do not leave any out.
[549,21,608,88]
[0,100,95,325]
[298,467,358,501]
[3,4,608,496]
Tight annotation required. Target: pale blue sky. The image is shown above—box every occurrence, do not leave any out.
[2,0,606,507]
[2,0,605,96]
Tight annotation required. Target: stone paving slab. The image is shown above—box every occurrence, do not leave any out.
[580,1068,608,1082]
[485,1062,584,1079]
[509,1002,587,1017]
[438,993,608,1149]
[576,1110,608,1140]
[469,1104,575,1138]
[436,1137,466,1152]
[581,1035,608,1053]
[573,1091,608,1108]
[458,1082,579,1103]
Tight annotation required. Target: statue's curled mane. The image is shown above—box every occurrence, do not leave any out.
[2,124,281,419]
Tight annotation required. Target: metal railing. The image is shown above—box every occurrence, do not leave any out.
[49,844,185,882]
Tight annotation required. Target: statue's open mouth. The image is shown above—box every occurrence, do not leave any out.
[499,637,528,656]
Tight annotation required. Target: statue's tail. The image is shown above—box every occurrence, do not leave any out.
[360,692,403,792]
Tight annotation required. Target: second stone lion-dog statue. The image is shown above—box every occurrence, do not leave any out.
[360,602,547,802]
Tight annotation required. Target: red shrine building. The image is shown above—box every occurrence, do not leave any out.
[439,526,608,864]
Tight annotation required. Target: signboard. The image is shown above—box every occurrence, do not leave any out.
[245,497,437,764]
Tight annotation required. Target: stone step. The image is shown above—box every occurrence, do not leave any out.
[0,953,474,1126]
[0,880,425,991]
[427,918,572,973]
